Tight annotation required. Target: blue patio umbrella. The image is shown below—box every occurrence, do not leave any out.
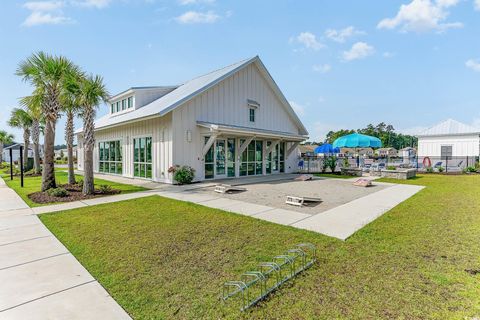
[314,144,340,154]
[332,133,382,149]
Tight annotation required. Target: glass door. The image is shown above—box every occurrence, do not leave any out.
[215,139,227,178]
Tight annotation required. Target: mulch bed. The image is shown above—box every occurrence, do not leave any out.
[28,183,121,204]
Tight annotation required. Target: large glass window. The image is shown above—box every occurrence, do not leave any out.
[133,137,152,179]
[204,137,214,179]
[240,139,263,176]
[98,140,122,174]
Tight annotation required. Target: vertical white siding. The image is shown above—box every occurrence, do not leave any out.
[171,63,304,180]
[417,134,480,157]
[77,114,173,183]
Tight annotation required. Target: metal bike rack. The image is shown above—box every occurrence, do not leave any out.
[222,243,316,311]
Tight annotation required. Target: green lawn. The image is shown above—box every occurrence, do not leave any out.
[1,171,147,207]
[40,174,480,319]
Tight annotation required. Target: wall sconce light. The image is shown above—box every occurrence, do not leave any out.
[186,130,192,142]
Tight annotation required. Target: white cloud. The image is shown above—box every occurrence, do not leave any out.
[292,32,324,51]
[24,1,64,11]
[466,59,480,72]
[289,101,305,116]
[377,0,463,33]
[342,42,375,61]
[325,26,365,43]
[72,0,112,8]
[175,10,220,24]
[475,0,480,10]
[312,64,331,73]
[313,121,347,142]
[398,125,429,135]
[178,0,215,5]
[383,51,395,58]
[22,1,73,26]
[23,11,72,26]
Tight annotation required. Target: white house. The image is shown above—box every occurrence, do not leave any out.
[2,143,35,163]
[417,119,480,158]
[76,56,308,183]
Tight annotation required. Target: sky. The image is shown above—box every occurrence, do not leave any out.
[1,0,480,144]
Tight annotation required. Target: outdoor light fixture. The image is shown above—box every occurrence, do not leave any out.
[186,130,192,142]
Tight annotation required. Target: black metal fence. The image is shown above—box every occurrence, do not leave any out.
[297,155,480,174]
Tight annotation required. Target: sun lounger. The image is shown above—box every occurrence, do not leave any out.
[285,196,322,207]
[294,174,313,181]
[353,178,372,187]
[214,184,247,194]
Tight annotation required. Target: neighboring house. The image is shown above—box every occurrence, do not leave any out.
[416,119,480,158]
[340,147,374,156]
[376,147,398,157]
[54,147,77,159]
[76,56,308,183]
[298,144,318,157]
[2,143,35,163]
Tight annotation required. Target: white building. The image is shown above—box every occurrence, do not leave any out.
[76,56,308,183]
[417,119,480,158]
[2,143,34,163]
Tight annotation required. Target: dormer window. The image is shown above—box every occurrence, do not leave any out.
[111,95,134,114]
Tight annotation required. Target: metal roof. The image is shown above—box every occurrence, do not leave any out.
[76,56,308,135]
[417,119,480,137]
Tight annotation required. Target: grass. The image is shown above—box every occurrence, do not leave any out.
[314,173,353,179]
[39,174,480,319]
[1,170,148,207]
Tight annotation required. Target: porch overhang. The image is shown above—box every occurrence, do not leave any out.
[197,121,308,142]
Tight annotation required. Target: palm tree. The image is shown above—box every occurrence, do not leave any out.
[16,52,80,191]
[61,72,84,185]
[0,131,15,164]
[8,108,33,168]
[19,91,44,174]
[79,74,109,195]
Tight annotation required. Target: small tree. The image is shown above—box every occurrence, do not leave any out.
[0,130,15,164]
[8,108,32,168]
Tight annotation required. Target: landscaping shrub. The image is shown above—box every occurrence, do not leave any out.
[173,165,195,184]
[98,184,113,194]
[437,166,445,173]
[324,156,337,173]
[342,157,350,168]
[464,166,476,173]
[426,166,434,173]
[386,165,396,170]
[47,187,69,197]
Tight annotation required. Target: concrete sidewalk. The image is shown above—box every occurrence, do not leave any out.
[0,177,131,320]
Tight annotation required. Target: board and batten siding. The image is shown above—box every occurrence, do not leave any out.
[171,62,302,179]
[77,113,173,183]
[417,134,480,157]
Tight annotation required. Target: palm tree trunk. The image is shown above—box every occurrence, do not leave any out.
[65,111,76,185]
[82,105,95,195]
[31,120,41,174]
[42,119,56,191]
[23,128,30,169]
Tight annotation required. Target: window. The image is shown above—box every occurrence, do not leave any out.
[116,102,120,112]
[249,108,255,122]
[121,99,126,110]
[133,137,153,179]
[204,137,214,179]
[98,140,122,174]
[240,139,263,176]
[111,104,114,114]
[111,96,134,114]
[127,96,133,108]
[441,145,452,159]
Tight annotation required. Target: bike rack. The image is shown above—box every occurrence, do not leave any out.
[222,243,316,311]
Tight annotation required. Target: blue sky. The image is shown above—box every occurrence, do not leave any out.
[1,0,480,144]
